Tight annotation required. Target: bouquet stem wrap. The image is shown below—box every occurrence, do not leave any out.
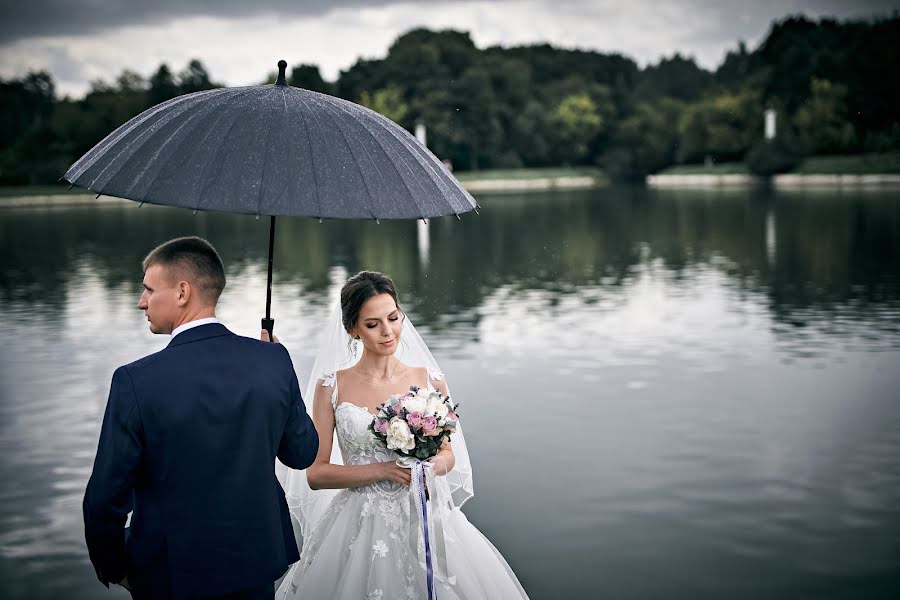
[401,457,451,599]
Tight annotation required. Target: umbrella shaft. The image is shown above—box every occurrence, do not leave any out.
[262,216,276,340]
[265,216,276,319]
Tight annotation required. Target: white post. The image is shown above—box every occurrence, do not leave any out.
[415,123,427,147]
[765,108,776,140]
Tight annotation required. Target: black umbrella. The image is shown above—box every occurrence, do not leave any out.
[64,60,477,338]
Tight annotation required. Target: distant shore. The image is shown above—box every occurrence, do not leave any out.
[0,168,610,207]
[647,173,900,188]
[647,153,900,188]
[5,156,900,207]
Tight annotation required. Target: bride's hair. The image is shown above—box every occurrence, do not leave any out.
[340,271,401,334]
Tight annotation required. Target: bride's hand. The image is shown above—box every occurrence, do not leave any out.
[377,461,411,486]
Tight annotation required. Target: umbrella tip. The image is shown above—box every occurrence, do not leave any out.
[276,60,288,86]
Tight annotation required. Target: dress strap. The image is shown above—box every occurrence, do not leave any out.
[321,372,338,408]
[426,368,444,392]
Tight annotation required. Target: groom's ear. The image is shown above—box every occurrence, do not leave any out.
[175,280,191,306]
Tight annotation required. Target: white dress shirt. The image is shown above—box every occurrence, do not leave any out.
[171,317,221,339]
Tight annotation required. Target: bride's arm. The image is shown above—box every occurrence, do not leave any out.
[305,380,412,489]
[428,378,456,477]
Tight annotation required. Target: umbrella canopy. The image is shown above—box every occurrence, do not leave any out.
[63,61,476,220]
[63,61,477,337]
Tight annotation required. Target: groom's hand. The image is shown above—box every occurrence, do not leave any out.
[260,330,281,344]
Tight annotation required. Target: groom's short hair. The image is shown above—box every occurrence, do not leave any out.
[143,237,226,305]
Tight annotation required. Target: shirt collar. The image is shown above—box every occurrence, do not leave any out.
[171,317,220,339]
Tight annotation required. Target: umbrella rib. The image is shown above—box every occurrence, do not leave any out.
[345,97,473,216]
[136,90,240,205]
[353,106,436,217]
[128,91,236,208]
[68,92,199,184]
[254,90,280,216]
[287,89,322,218]
[314,97,402,219]
[195,88,265,211]
[300,92,378,220]
[82,93,204,190]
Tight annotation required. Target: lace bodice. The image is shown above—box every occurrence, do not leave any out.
[326,371,434,469]
[334,402,395,466]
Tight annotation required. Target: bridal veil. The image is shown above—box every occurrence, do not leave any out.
[276,305,475,539]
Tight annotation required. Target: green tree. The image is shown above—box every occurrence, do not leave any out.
[510,101,553,166]
[289,64,333,94]
[358,85,409,124]
[148,64,179,106]
[636,53,714,102]
[678,89,762,163]
[600,98,683,180]
[178,59,216,94]
[551,94,605,164]
[793,77,856,154]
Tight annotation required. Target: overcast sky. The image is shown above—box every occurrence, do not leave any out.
[0,0,896,97]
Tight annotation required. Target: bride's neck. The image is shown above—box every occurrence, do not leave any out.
[355,353,399,380]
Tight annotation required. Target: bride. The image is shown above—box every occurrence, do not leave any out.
[274,271,528,599]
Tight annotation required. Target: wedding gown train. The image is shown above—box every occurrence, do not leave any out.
[276,378,529,600]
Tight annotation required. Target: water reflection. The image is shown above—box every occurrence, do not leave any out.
[1,186,899,599]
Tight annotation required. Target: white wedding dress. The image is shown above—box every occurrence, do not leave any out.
[275,374,529,600]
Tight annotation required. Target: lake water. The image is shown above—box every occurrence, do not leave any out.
[1,186,899,599]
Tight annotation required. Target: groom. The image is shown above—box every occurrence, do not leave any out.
[83,236,318,599]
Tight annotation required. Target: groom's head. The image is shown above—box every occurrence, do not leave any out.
[138,237,226,334]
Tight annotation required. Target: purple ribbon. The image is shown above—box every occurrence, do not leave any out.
[415,461,437,600]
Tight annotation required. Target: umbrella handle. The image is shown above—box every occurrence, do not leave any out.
[261,317,275,340]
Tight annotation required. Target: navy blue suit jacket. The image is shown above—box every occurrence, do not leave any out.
[83,323,318,599]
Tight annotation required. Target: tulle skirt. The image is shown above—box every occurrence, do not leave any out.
[276,483,528,599]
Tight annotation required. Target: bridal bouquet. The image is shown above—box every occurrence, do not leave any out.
[369,386,459,461]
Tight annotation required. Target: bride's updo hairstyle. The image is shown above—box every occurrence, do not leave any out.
[340,271,401,334]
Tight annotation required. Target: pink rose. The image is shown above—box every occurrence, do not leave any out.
[407,412,423,429]
[421,415,438,435]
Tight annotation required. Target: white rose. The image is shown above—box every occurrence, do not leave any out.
[385,418,415,452]
[425,395,449,420]
[403,394,427,415]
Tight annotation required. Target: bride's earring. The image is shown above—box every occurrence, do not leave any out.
[353,335,361,358]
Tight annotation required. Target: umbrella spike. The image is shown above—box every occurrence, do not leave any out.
[193,209,197,215]
[375,218,381,225]
[455,213,461,221]
[318,217,323,224]
[95,193,101,199]
[421,217,428,225]
[139,201,145,208]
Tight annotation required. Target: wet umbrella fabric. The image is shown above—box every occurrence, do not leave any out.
[63,62,477,335]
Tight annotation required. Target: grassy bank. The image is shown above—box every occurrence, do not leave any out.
[656,153,900,176]
[793,153,900,174]
[655,163,748,176]
[454,166,607,183]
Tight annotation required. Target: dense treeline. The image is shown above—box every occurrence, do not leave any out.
[1,15,898,184]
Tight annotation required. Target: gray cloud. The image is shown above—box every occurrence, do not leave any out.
[0,0,443,44]
[4,0,893,46]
